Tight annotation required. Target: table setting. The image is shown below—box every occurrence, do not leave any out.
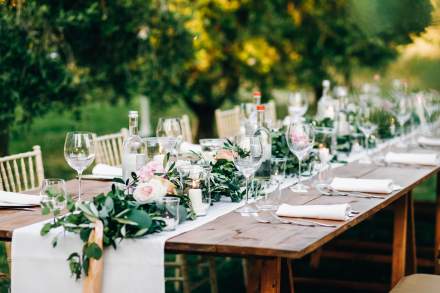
[6,82,440,293]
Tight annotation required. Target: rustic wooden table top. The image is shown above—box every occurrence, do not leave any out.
[1,160,438,261]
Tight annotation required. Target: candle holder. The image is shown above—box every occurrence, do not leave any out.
[179,165,211,216]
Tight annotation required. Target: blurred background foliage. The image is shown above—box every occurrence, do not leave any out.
[0,0,439,180]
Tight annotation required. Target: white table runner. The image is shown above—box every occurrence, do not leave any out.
[12,200,243,293]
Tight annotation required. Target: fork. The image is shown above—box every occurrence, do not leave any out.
[271,213,338,228]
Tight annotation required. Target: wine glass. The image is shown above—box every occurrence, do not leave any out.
[356,107,377,163]
[156,117,184,150]
[64,132,95,202]
[288,91,308,120]
[392,97,411,147]
[285,122,314,193]
[232,135,263,213]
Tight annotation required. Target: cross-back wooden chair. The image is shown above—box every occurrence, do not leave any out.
[0,145,44,193]
[181,114,193,143]
[95,129,127,166]
[0,146,45,279]
[215,106,241,138]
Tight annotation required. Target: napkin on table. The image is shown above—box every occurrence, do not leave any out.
[0,191,41,206]
[418,136,440,147]
[92,164,122,177]
[385,152,439,166]
[180,142,202,154]
[330,177,400,194]
[276,203,350,221]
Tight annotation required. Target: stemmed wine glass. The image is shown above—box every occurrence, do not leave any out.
[392,97,411,147]
[156,117,184,149]
[232,135,263,213]
[285,122,314,193]
[356,107,377,163]
[64,132,95,202]
[288,91,309,121]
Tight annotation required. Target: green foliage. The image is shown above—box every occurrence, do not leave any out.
[41,178,165,279]
[210,159,245,202]
[0,3,83,154]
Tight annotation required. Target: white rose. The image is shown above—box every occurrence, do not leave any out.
[133,178,167,203]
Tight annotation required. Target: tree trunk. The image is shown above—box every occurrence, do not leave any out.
[191,104,217,140]
[0,125,10,156]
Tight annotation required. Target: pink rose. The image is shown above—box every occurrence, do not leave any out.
[215,149,234,161]
[138,160,165,182]
[133,178,167,203]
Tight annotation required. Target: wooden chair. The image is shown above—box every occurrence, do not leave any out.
[181,114,193,143]
[0,145,44,192]
[215,106,241,138]
[0,146,45,279]
[95,129,127,166]
[390,274,440,293]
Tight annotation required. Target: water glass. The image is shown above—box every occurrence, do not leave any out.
[144,137,161,161]
[199,138,226,162]
[64,132,95,202]
[157,197,180,231]
[40,179,67,212]
[255,178,278,211]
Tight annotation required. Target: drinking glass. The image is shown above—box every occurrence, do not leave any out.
[64,132,95,202]
[356,107,377,163]
[255,178,278,211]
[392,97,411,147]
[288,91,308,120]
[232,135,263,213]
[285,122,314,193]
[144,137,161,161]
[156,117,184,151]
[199,138,226,162]
[157,197,180,231]
[40,179,67,212]
[271,157,286,203]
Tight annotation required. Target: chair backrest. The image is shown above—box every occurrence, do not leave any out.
[265,100,277,124]
[95,129,127,166]
[181,114,193,143]
[0,146,45,192]
[215,106,241,138]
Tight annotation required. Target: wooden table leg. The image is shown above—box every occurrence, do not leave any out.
[246,257,281,293]
[435,173,440,274]
[406,191,417,275]
[391,193,409,287]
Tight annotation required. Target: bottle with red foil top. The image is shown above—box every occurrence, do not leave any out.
[254,104,272,179]
[246,91,262,135]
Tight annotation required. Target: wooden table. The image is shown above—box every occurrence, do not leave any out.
[2,162,439,292]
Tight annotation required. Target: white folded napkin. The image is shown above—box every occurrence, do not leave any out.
[330,177,400,194]
[180,142,202,153]
[92,164,122,177]
[385,152,439,166]
[418,136,440,147]
[0,191,41,206]
[276,203,350,221]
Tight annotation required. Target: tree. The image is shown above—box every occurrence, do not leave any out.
[145,0,433,138]
[0,2,83,155]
